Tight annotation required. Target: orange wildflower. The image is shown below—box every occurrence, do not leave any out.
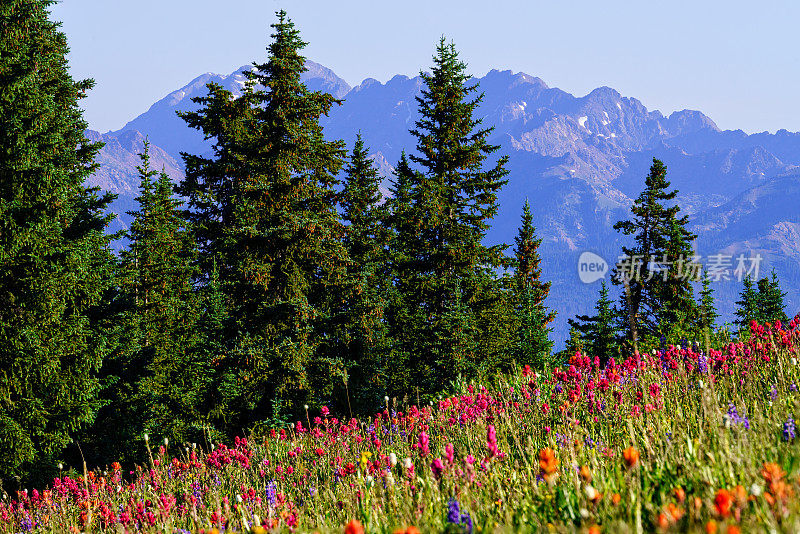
[580,465,592,483]
[611,493,622,505]
[714,489,733,518]
[665,502,684,522]
[762,462,793,507]
[623,446,640,469]
[656,513,670,530]
[673,487,686,503]
[761,462,785,485]
[539,448,559,482]
[588,525,601,534]
[732,485,747,508]
[704,520,718,534]
[345,520,365,534]
[726,526,741,534]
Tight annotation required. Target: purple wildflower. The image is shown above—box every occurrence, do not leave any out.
[447,498,461,524]
[784,417,796,441]
[726,404,750,430]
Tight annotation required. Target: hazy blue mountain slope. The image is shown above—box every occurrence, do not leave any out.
[86,62,800,344]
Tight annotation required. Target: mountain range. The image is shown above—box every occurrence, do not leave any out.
[85,60,800,344]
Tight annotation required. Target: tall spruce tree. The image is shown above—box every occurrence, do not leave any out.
[0,0,115,483]
[391,38,510,397]
[756,270,787,324]
[734,275,758,334]
[511,200,555,368]
[87,145,201,464]
[122,144,196,356]
[382,152,422,398]
[179,11,351,430]
[123,145,201,447]
[341,134,390,409]
[612,158,695,343]
[696,270,718,335]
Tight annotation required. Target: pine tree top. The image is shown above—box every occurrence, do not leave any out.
[512,200,554,324]
[407,37,509,240]
[614,158,689,245]
[342,133,383,226]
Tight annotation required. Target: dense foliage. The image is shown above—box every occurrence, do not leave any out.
[0,0,115,483]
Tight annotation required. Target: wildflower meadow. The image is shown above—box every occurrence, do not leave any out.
[4,318,800,533]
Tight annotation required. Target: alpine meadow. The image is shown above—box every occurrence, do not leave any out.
[3,2,800,533]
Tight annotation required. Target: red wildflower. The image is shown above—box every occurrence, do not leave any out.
[713,489,733,517]
[344,520,365,534]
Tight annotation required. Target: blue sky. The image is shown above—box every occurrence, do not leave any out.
[52,0,799,134]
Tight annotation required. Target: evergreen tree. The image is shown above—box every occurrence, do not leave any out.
[656,218,699,333]
[192,260,231,441]
[382,152,422,398]
[123,145,201,446]
[557,326,585,364]
[122,144,196,355]
[568,282,619,364]
[390,38,510,397]
[384,152,417,274]
[734,275,759,334]
[516,286,554,369]
[513,201,555,320]
[340,134,391,409]
[756,270,787,324]
[0,0,115,484]
[733,270,786,335]
[696,270,718,334]
[87,144,201,464]
[179,11,351,430]
[176,84,253,280]
[612,158,695,343]
[511,200,555,368]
